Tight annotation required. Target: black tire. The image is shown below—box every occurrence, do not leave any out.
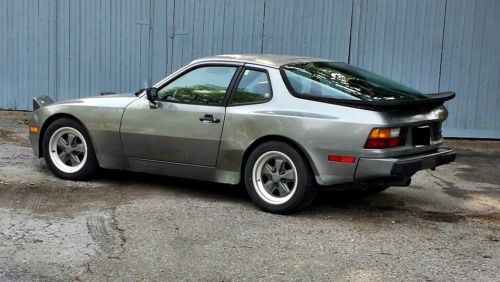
[244,141,317,214]
[42,117,98,180]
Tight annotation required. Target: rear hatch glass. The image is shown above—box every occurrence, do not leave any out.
[281,61,428,101]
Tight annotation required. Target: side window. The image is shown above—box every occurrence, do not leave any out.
[231,69,271,104]
[158,66,237,105]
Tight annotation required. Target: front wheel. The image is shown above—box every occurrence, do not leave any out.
[244,141,317,214]
[42,118,98,180]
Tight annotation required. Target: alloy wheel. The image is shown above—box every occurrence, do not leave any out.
[48,127,88,174]
[252,151,298,205]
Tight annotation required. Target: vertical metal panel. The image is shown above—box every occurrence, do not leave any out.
[350,0,446,93]
[440,0,500,138]
[0,1,5,108]
[169,0,193,72]
[151,0,175,83]
[0,0,56,110]
[226,0,265,54]
[90,0,150,93]
[168,0,265,73]
[56,0,71,102]
[0,0,151,110]
[16,0,25,109]
[262,0,352,61]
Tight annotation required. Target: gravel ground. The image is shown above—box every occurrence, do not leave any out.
[0,110,499,281]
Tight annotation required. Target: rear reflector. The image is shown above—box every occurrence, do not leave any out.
[328,155,356,163]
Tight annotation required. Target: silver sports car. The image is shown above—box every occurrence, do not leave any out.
[28,54,456,213]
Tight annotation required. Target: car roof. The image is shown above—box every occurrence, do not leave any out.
[190,54,331,68]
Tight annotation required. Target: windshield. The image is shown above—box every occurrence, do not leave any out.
[282,62,429,101]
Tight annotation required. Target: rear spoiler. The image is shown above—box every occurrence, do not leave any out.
[424,91,456,102]
[320,91,456,111]
[33,96,55,110]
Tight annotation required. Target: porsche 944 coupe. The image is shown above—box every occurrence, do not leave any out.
[29,54,456,213]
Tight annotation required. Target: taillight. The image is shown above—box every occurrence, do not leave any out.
[364,127,405,149]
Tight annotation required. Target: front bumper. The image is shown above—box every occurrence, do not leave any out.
[354,148,456,180]
[28,112,41,158]
[29,131,40,157]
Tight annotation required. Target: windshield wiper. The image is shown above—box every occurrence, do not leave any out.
[100,91,116,96]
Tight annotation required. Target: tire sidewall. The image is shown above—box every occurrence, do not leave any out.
[42,118,97,180]
[244,141,315,213]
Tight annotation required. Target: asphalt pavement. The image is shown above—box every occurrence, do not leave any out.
[0,110,499,281]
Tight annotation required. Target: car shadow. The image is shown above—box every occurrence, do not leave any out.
[96,168,250,203]
[96,169,399,213]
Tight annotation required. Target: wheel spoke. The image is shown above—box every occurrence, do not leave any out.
[69,154,81,166]
[280,169,295,181]
[263,163,274,176]
[277,182,290,196]
[274,159,284,172]
[58,152,67,162]
[73,144,85,153]
[263,179,275,193]
[57,138,67,149]
[67,134,75,146]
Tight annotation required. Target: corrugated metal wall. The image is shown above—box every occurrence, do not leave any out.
[350,0,446,94]
[0,0,499,138]
[261,0,352,61]
[439,0,500,138]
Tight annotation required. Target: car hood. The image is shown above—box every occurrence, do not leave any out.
[46,92,140,109]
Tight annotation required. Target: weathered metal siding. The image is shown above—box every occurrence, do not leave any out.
[439,0,500,138]
[1,0,57,110]
[262,0,352,61]
[164,0,265,74]
[0,0,151,108]
[0,0,499,138]
[54,0,151,101]
[350,0,447,93]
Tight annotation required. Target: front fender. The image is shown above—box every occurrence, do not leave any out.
[29,95,139,170]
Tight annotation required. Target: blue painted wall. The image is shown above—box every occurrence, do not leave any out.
[0,0,499,138]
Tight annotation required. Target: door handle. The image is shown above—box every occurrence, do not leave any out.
[199,114,220,123]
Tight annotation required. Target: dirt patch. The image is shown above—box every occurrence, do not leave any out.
[442,140,500,186]
[444,139,500,151]
[0,181,137,216]
[0,128,30,147]
[441,185,473,199]
[467,212,500,224]
[453,151,500,186]
[0,110,29,120]
[418,211,466,223]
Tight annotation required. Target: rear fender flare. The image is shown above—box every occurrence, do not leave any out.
[240,135,319,183]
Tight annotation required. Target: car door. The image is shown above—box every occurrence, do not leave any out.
[120,63,241,167]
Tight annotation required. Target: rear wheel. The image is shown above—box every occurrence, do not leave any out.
[244,141,317,214]
[42,118,98,180]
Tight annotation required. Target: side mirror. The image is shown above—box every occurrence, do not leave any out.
[146,87,158,102]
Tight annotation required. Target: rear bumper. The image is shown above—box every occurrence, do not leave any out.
[354,148,456,180]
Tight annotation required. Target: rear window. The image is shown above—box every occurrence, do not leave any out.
[231,69,271,104]
[281,62,429,101]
